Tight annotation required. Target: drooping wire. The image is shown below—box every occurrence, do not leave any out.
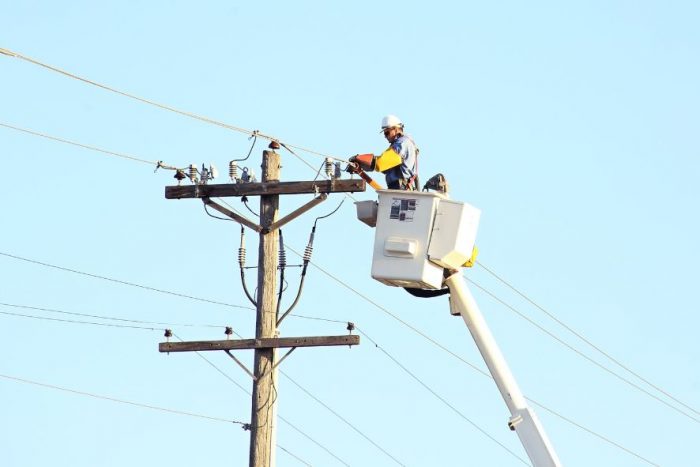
[234,131,258,163]
[277,229,287,316]
[204,202,234,221]
[238,227,257,306]
[241,196,259,217]
[276,200,344,326]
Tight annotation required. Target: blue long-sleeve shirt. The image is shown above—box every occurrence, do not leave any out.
[383,134,418,186]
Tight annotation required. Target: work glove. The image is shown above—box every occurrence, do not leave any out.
[348,154,376,171]
[345,163,359,174]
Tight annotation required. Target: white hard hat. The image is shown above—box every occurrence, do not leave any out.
[380,114,403,131]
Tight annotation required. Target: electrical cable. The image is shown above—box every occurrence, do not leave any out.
[0,309,161,331]
[467,277,700,425]
[237,227,258,306]
[527,398,660,466]
[280,371,407,466]
[0,373,248,426]
[0,48,350,165]
[477,260,700,418]
[0,302,228,329]
[204,202,234,221]
[354,326,531,466]
[277,229,287,316]
[0,121,157,166]
[0,251,254,310]
[277,445,313,467]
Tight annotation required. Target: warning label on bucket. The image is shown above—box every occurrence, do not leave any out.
[389,198,417,222]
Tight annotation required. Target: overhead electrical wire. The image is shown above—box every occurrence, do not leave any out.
[277,445,313,467]
[476,260,700,418]
[280,372,407,466]
[0,302,230,329]
[0,47,349,165]
[467,277,700,424]
[0,251,254,311]
[0,121,157,166]
[0,372,248,426]
[355,326,530,466]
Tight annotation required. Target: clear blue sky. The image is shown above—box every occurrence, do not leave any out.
[2,1,698,466]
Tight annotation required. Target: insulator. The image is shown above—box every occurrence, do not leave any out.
[188,163,198,182]
[164,329,172,338]
[324,158,333,178]
[279,247,287,268]
[224,326,233,336]
[303,243,313,262]
[334,162,342,179]
[229,161,238,181]
[238,247,246,267]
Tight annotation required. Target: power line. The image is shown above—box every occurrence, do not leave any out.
[467,277,700,424]
[0,47,349,165]
[0,372,248,426]
[277,445,313,467]
[0,302,232,330]
[0,308,161,331]
[477,260,700,418]
[355,326,531,466]
[0,251,254,311]
[280,371,407,466]
[0,121,157,166]
[527,398,660,466]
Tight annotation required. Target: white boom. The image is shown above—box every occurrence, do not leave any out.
[445,273,561,466]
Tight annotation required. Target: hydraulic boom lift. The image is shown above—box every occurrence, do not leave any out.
[354,186,562,467]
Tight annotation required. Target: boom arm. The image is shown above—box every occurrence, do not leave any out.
[445,273,562,467]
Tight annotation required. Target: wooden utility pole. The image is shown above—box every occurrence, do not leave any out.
[159,147,365,467]
[250,149,280,467]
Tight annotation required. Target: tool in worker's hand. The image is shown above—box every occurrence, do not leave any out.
[345,156,384,191]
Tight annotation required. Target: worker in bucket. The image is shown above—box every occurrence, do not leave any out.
[347,115,419,190]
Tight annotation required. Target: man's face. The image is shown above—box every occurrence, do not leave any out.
[383,126,400,143]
